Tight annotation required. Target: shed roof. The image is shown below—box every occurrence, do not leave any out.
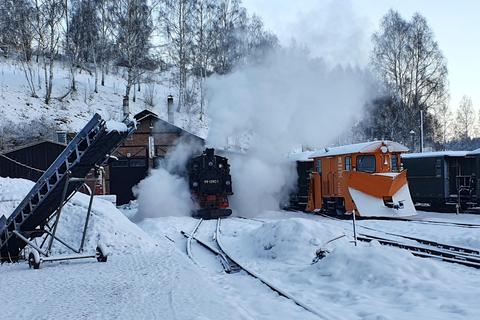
[402,151,470,159]
[0,139,66,156]
[133,110,204,141]
[309,140,409,158]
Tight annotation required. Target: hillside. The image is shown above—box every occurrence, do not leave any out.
[0,58,207,149]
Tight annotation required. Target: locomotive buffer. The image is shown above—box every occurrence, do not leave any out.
[0,114,135,268]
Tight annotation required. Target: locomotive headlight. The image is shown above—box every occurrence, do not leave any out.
[208,161,213,166]
[193,182,198,187]
[226,181,231,186]
[219,164,223,168]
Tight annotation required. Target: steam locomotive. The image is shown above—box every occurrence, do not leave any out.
[187,148,233,219]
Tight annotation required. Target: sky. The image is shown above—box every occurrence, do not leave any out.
[242,0,480,111]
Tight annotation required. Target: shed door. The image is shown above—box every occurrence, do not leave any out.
[109,158,149,205]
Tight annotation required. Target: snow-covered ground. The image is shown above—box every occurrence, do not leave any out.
[0,59,207,137]
[1,178,480,319]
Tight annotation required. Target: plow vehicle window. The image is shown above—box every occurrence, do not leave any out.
[316,159,322,173]
[357,155,376,173]
[345,156,352,171]
[391,154,399,172]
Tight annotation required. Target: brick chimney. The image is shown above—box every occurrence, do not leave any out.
[167,95,174,124]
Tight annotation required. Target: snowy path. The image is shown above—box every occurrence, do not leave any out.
[0,247,251,320]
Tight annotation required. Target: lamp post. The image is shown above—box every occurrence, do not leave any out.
[410,130,415,152]
[420,109,424,152]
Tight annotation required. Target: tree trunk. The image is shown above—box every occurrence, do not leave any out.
[93,49,98,93]
[101,63,105,86]
[125,67,132,98]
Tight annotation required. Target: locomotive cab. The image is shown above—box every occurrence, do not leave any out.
[188,148,233,219]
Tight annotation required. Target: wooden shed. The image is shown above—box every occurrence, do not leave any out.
[106,110,205,205]
[0,140,66,182]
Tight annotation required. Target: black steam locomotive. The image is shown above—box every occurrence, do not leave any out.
[187,148,233,219]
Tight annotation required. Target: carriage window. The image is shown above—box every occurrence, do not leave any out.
[345,157,352,171]
[435,159,442,177]
[316,159,322,174]
[357,155,376,173]
[391,154,399,172]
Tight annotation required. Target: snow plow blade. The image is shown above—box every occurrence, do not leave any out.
[347,171,416,217]
[192,208,232,220]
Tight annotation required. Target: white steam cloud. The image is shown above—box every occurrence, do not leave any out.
[133,138,203,220]
[206,48,371,216]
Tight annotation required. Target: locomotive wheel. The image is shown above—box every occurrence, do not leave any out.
[28,250,41,269]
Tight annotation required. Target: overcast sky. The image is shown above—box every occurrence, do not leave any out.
[242,0,480,110]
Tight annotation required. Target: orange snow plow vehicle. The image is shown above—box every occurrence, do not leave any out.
[306,141,417,217]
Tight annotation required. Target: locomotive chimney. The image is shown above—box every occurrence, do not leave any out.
[122,95,129,117]
[167,95,174,124]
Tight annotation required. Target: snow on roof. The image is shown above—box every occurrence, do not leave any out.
[309,141,409,158]
[401,151,470,159]
[288,151,315,162]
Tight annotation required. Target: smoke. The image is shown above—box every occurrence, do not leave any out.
[206,47,371,216]
[132,137,203,220]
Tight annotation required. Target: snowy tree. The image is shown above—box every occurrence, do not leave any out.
[371,10,448,144]
[245,14,278,63]
[67,0,100,92]
[95,0,115,87]
[433,103,453,147]
[210,0,247,75]
[454,95,475,140]
[159,0,195,112]
[31,0,65,104]
[111,0,155,106]
[0,0,35,61]
[0,1,38,97]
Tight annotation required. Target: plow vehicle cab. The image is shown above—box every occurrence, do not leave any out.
[306,141,416,217]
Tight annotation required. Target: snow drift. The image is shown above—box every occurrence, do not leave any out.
[0,177,157,255]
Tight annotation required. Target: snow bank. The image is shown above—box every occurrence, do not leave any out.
[0,177,157,255]
[317,241,442,287]
[220,214,480,319]
[238,218,347,264]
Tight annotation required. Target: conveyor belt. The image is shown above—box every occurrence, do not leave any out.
[0,114,135,261]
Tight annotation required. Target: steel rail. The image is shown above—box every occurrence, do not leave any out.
[186,218,203,263]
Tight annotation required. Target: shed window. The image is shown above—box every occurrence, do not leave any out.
[345,157,352,171]
[391,154,399,172]
[130,159,147,167]
[357,155,376,173]
[111,160,128,167]
[316,159,322,174]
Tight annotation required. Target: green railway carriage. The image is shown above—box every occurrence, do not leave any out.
[402,151,480,210]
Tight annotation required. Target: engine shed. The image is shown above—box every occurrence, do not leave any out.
[0,140,66,182]
[106,110,205,205]
[402,151,479,210]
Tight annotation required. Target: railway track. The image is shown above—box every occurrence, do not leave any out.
[349,214,480,228]
[181,218,342,320]
[315,213,480,269]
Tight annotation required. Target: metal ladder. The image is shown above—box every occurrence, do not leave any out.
[0,114,135,263]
